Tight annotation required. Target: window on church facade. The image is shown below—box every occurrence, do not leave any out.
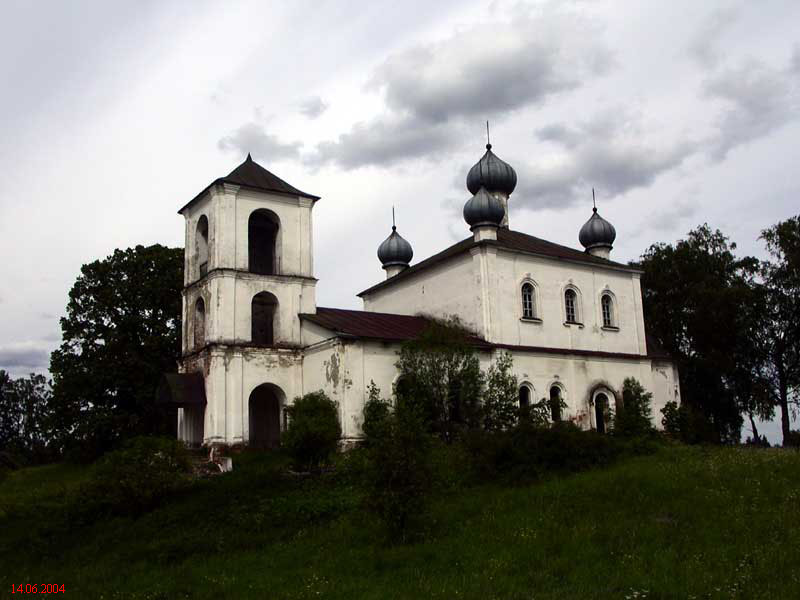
[549,385,563,422]
[196,215,209,278]
[251,292,277,345]
[194,297,206,348]
[602,294,614,328]
[519,385,531,409]
[564,289,578,323]
[248,209,279,275]
[521,283,535,319]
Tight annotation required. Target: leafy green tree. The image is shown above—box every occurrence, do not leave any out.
[395,317,483,441]
[49,245,183,457]
[0,371,55,463]
[361,381,391,447]
[614,378,654,437]
[364,397,433,543]
[482,352,519,432]
[757,216,800,445]
[637,225,760,443]
[282,391,341,471]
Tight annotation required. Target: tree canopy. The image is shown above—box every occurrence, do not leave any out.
[49,244,183,457]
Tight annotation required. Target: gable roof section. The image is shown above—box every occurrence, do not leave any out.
[300,307,491,347]
[358,227,639,297]
[178,155,320,214]
[301,307,670,360]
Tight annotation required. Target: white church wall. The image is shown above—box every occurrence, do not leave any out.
[362,253,482,331]
[491,250,648,355]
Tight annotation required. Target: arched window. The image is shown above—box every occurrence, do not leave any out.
[549,385,563,422]
[196,215,209,278]
[521,283,535,319]
[194,297,206,348]
[518,385,531,409]
[601,293,614,328]
[251,292,278,345]
[564,288,578,323]
[248,209,280,275]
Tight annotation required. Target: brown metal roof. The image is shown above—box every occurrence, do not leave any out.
[178,154,320,214]
[301,307,670,360]
[300,307,491,347]
[358,228,639,297]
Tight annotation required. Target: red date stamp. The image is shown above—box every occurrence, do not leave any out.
[11,584,65,594]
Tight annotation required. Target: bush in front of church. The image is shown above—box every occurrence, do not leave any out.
[282,391,342,471]
[613,377,655,438]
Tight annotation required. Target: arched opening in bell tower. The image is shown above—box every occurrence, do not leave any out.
[248,383,283,449]
[248,209,280,275]
[251,291,278,346]
[195,215,209,278]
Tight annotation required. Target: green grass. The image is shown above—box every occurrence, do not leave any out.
[2,446,799,599]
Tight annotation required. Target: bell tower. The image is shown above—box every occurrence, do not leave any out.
[175,154,320,447]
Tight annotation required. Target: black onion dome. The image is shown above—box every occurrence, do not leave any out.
[579,208,617,250]
[377,226,413,267]
[466,144,517,195]
[463,187,505,228]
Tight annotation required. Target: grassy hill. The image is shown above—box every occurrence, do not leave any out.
[1,445,799,599]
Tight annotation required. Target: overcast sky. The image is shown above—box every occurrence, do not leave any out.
[1,0,798,437]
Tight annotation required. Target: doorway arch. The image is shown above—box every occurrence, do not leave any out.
[594,392,609,434]
[248,383,284,449]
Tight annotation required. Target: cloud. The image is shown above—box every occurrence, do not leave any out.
[0,341,52,371]
[298,96,329,119]
[514,110,697,209]
[368,10,611,123]
[687,7,738,67]
[647,199,699,233]
[310,6,611,170]
[307,113,461,169]
[218,122,302,161]
[703,57,799,161]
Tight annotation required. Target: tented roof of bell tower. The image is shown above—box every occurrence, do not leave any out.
[179,154,320,214]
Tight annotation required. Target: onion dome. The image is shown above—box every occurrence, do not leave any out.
[464,187,505,229]
[466,143,517,196]
[579,207,617,250]
[377,226,413,268]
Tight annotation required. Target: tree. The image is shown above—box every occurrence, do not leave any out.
[757,216,800,445]
[481,352,519,432]
[282,391,341,471]
[0,371,55,463]
[637,225,760,443]
[614,378,654,437]
[49,245,183,457]
[395,317,483,441]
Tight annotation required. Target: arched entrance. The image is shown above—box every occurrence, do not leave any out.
[594,392,608,434]
[249,383,283,449]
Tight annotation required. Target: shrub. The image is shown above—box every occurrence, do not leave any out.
[282,391,341,471]
[784,431,800,448]
[481,352,519,432]
[361,382,391,448]
[74,436,193,518]
[614,378,655,438]
[660,399,716,444]
[365,402,433,543]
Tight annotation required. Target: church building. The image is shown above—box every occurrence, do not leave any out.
[162,143,680,448]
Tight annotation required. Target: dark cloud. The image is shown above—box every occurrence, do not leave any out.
[514,111,696,209]
[298,96,329,119]
[306,114,461,169]
[703,57,799,161]
[310,7,610,170]
[218,122,302,161]
[687,7,738,67]
[368,10,611,123]
[0,342,51,371]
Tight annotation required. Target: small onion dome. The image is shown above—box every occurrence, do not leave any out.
[466,143,517,196]
[579,207,617,250]
[377,226,413,268]
[464,186,505,229]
